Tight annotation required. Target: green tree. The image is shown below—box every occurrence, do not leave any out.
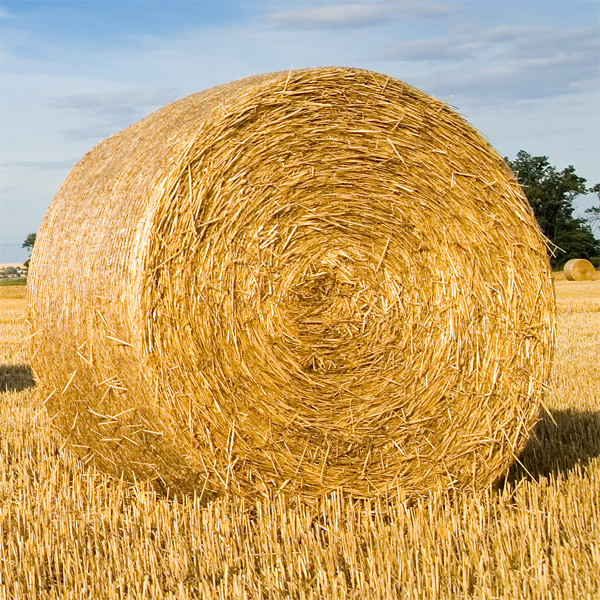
[22,233,36,252]
[506,151,600,268]
[585,183,600,224]
[22,233,37,268]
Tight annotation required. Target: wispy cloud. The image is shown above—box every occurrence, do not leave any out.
[2,159,77,171]
[267,1,454,30]
[49,87,179,117]
[386,24,598,62]
[48,87,180,141]
[0,0,597,254]
[0,6,16,20]
[384,24,599,102]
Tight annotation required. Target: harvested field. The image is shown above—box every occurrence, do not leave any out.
[1,279,598,598]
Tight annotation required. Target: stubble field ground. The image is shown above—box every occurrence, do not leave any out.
[0,276,599,599]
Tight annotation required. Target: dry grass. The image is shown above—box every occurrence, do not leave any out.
[1,280,598,598]
[554,268,600,282]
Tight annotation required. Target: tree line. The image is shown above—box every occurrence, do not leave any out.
[507,151,599,268]
[22,151,599,271]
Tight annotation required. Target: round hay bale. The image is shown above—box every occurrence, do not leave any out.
[28,67,555,498]
[563,258,595,281]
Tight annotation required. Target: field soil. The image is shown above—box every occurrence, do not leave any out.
[1,281,599,599]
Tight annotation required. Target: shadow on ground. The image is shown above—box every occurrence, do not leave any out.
[503,409,600,484]
[0,364,35,392]
[1,364,597,490]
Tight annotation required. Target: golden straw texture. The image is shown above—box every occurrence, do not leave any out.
[28,67,555,499]
[564,258,595,281]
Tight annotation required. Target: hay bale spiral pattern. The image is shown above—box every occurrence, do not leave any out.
[564,258,595,281]
[29,68,554,498]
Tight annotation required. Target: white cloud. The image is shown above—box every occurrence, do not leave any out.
[0,6,16,20]
[386,23,598,62]
[0,0,598,255]
[2,159,76,171]
[49,87,178,112]
[267,1,454,29]
[383,24,599,102]
[48,87,180,140]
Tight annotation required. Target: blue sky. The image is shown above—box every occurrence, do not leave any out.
[1,0,598,262]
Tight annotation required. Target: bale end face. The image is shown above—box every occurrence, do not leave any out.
[28,67,555,499]
[564,258,595,281]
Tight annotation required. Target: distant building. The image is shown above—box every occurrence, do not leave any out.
[0,263,28,278]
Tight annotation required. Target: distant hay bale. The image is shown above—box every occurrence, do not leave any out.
[563,258,595,281]
[28,67,555,499]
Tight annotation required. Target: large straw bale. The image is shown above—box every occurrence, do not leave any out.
[563,258,595,281]
[28,67,555,498]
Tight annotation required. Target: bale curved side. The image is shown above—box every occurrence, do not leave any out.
[28,67,555,498]
[564,258,595,281]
